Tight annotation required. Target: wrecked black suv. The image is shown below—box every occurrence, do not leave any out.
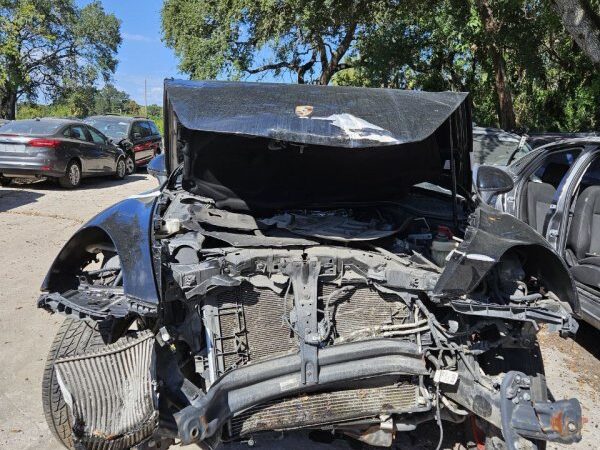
[39,80,582,450]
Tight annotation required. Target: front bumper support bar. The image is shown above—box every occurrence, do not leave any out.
[173,339,427,445]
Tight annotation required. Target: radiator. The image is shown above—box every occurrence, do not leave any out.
[208,283,411,376]
[229,382,420,438]
[55,330,157,450]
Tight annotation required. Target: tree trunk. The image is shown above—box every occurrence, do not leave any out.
[491,47,516,130]
[0,89,17,120]
[553,0,600,65]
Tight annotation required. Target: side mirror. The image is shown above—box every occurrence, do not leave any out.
[476,165,514,205]
[476,165,514,194]
[147,154,167,185]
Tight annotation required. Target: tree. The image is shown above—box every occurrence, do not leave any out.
[162,0,399,84]
[93,84,131,115]
[553,0,600,65]
[0,0,121,119]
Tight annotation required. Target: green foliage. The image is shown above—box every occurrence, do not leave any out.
[162,0,396,84]
[17,85,164,135]
[163,0,600,131]
[334,0,600,132]
[0,0,121,118]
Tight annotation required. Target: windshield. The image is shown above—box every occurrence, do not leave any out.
[472,134,531,166]
[84,118,129,140]
[0,120,63,136]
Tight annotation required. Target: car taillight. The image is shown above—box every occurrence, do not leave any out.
[27,138,61,149]
[133,144,144,152]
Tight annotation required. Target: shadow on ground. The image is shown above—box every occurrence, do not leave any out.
[2,172,148,191]
[574,321,600,360]
[0,188,44,213]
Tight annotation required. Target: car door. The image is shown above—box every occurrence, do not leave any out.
[130,121,152,165]
[501,145,584,237]
[148,121,162,155]
[86,126,116,173]
[63,125,99,173]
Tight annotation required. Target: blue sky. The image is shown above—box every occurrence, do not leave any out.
[77,0,183,106]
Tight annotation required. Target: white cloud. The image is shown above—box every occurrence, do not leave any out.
[123,32,159,43]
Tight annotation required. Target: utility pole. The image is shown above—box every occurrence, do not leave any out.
[144,79,148,118]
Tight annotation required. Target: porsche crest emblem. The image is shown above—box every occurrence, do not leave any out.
[295,105,314,118]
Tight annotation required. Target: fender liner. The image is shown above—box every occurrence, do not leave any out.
[435,205,579,314]
[41,192,160,307]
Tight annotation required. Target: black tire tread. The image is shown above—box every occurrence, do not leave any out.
[42,319,107,448]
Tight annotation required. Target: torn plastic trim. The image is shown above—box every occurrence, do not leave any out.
[173,339,428,445]
[450,300,578,337]
[38,286,158,320]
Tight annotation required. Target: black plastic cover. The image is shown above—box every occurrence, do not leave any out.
[163,80,472,212]
[164,80,469,148]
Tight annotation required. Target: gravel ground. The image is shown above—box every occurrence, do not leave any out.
[0,175,598,450]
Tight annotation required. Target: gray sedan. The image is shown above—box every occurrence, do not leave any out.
[0,118,127,188]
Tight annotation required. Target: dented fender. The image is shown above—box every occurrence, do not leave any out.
[435,205,579,314]
[40,190,161,306]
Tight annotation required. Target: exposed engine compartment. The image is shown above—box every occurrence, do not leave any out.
[139,189,578,447]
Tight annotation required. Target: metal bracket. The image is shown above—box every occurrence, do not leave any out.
[500,371,582,450]
[284,258,321,385]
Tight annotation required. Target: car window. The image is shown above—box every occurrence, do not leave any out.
[531,148,582,189]
[472,134,530,166]
[87,127,107,145]
[64,125,89,142]
[1,120,63,136]
[149,121,160,136]
[131,122,145,140]
[84,118,129,141]
[139,121,153,138]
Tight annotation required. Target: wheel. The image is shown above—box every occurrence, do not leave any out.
[114,157,127,179]
[58,160,81,189]
[42,319,108,449]
[125,154,135,175]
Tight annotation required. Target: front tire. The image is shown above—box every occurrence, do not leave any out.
[125,154,135,175]
[58,161,81,189]
[114,157,127,180]
[42,319,108,449]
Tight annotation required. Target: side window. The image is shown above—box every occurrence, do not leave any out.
[64,125,88,142]
[87,127,107,145]
[139,121,152,138]
[148,121,160,136]
[531,148,582,189]
[131,122,144,140]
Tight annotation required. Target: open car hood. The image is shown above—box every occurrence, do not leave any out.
[163,80,472,211]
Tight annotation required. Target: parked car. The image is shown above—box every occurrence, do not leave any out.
[527,132,600,149]
[479,138,600,329]
[84,115,162,174]
[0,118,127,188]
[38,81,582,450]
[472,126,532,166]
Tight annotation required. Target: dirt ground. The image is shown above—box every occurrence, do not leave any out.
[0,175,598,450]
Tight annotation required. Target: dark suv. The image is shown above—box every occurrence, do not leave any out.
[84,115,162,174]
[39,81,582,450]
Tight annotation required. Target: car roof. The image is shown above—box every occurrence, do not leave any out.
[473,126,522,142]
[533,136,600,150]
[85,115,148,123]
[13,118,85,127]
